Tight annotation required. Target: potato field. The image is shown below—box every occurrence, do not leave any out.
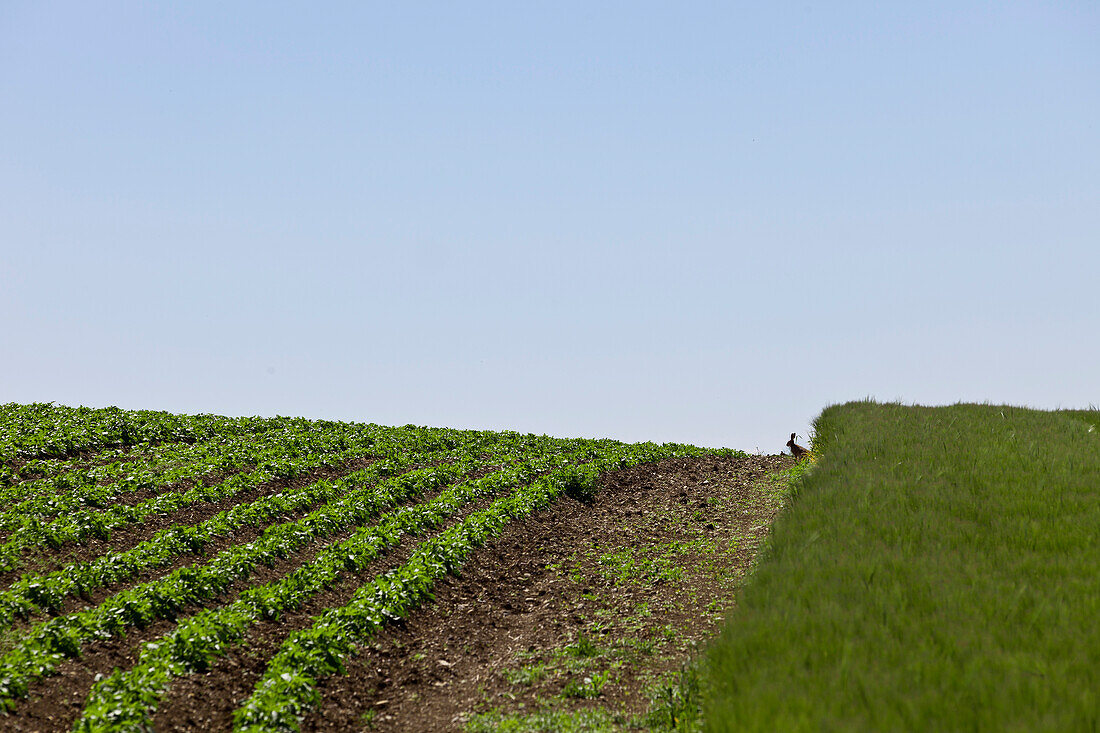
[0,403,791,732]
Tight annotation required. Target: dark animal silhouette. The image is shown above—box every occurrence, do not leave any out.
[786,433,808,458]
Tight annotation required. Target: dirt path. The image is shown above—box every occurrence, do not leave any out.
[301,452,792,731]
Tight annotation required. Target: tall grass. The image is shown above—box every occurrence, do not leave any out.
[704,401,1100,731]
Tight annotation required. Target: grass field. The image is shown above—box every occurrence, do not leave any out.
[704,401,1100,731]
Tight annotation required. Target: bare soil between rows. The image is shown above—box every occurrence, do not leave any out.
[2,453,792,732]
[307,453,791,732]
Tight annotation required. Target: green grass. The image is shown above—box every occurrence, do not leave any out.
[465,707,625,732]
[704,401,1100,732]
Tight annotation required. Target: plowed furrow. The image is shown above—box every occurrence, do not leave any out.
[299,454,790,732]
[53,459,477,618]
[150,489,509,733]
[2,479,472,732]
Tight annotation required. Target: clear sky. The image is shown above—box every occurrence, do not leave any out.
[2,2,1097,451]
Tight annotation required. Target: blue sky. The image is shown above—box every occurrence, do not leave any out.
[2,2,1097,450]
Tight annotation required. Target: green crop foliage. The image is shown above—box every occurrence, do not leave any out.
[0,422,391,568]
[2,435,579,712]
[0,413,293,513]
[0,419,320,531]
[232,442,717,732]
[0,428,489,627]
[0,403,741,731]
[72,444,602,730]
[0,403,286,475]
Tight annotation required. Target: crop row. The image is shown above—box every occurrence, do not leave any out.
[0,413,315,501]
[0,457,473,707]
[0,403,307,479]
[0,430,262,517]
[0,403,726,731]
[0,447,424,626]
[234,442,715,732]
[0,423,393,570]
[0,429,552,627]
[73,446,596,731]
[0,434,585,709]
[0,419,376,532]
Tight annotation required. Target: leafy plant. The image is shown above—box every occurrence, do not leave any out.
[561,670,609,699]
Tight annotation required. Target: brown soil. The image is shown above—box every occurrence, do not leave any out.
[149,494,504,733]
[0,453,794,732]
[53,460,489,618]
[0,462,519,732]
[2,481,461,733]
[298,453,792,731]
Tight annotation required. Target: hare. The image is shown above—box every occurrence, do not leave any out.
[786,433,808,458]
